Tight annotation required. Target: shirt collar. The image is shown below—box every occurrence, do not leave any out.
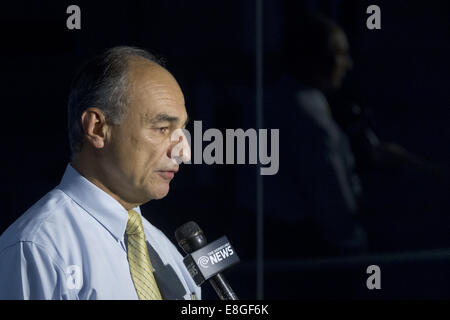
[57,163,142,242]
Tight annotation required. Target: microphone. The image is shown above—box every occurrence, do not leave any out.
[175,221,239,300]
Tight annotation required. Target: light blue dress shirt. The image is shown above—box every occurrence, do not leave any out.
[0,164,200,300]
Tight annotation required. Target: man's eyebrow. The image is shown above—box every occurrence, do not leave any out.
[145,113,190,126]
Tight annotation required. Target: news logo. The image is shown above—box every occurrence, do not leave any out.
[183,236,240,285]
[197,243,235,269]
[197,256,210,268]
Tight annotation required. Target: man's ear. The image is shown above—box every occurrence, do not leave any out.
[80,108,108,149]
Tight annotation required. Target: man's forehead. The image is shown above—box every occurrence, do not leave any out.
[129,58,176,86]
[136,80,184,102]
[137,89,187,122]
[127,58,187,121]
[130,66,184,105]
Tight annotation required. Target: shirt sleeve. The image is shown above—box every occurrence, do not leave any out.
[0,241,75,300]
[309,125,368,254]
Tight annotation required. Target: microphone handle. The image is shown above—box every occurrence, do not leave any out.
[208,273,239,300]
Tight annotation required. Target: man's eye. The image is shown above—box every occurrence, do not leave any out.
[159,127,169,134]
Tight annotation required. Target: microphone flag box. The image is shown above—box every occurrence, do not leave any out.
[183,236,240,286]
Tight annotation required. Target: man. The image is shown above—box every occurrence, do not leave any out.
[264,14,368,258]
[0,46,199,299]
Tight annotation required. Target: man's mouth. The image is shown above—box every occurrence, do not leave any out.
[157,168,178,180]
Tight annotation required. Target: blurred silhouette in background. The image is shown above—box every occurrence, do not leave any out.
[264,14,448,259]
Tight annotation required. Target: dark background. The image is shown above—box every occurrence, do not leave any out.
[0,0,449,299]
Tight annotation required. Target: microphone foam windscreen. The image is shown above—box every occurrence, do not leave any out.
[175,221,202,244]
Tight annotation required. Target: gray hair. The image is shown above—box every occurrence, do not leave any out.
[67,46,165,157]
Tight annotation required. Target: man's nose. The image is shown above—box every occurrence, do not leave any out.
[168,129,191,164]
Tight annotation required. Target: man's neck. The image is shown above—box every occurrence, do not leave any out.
[71,154,141,211]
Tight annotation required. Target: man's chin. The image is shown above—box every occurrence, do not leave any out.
[150,185,170,200]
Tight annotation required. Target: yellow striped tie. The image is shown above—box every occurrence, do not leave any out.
[126,210,162,300]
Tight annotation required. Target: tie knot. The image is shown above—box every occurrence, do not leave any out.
[126,210,144,236]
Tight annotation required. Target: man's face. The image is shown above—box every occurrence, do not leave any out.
[103,59,190,203]
[328,29,353,89]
